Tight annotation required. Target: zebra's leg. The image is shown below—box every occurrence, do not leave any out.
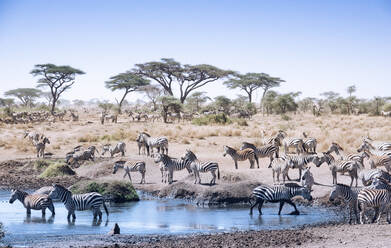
[268,156,273,168]
[349,172,354,187]
[298,169,302,182]
[234,160,238,170]
[359,204,365,224]
[255,155,259,168]
[249,159,254,169]
[193,170,197,184]
[49,203,55,215]
[42,208,46,216]
[140,171,145,184]
[332,171,337,185]
[372,207,380,223]
[257,199,264,215]
[278,201,285,215]
[249,199,259,215]
[98,208,103,220]
[26,207,31,215]
[211,170,216,185]
[286,200,300,215]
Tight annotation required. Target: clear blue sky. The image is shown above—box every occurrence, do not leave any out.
[0,0,390,103]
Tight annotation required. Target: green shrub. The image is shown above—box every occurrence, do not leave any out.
[70,180,139,203]
[281,114,291,121]
[34,159,49,169]
[39,162,75,178]
[192,114,232,126]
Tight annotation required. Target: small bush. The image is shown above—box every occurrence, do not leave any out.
[34,159,49,169]
[235,119,248,126]
[192,114,232,126]
[78,135,99,143]
[281,114,291,121]
[39,162,75,178]
[70,180,139,203]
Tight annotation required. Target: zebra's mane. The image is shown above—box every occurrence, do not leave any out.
[13,189,28,195]
[140,132,151,137]
[53,184,70,193]
[284,183,301,188]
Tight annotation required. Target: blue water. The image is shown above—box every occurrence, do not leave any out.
[0,190,341,246]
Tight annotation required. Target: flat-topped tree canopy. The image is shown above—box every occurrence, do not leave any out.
[134,58,234,103]
[105,71,150,113]
[31,63,85,114]
[4,88,42,107]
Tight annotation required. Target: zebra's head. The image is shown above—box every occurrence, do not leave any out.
[23,130,29,138]
[327,142,343,156]
[370,177,390,189]
[153,153,163,163]
[113,161,126,174]
[42,137,50,144]
[222,146,231,157]
[101,144,111,155]
[182,149,197,162]
[329,184,350,203]
[314,153,333,167]
[298,187,313,201]
[9,189,24,204]
[357,141,374,153]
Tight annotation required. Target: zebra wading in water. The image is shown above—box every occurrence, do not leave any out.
[153,153,192,184]
[113,160,146,184]
[249,183,312,215]
[329,184,360,224]
[136,132,168,156]
[358,188,391,224]
[240,142,279,168]
[223,145,256,169]
[182,149,220,185]
[102,142,126,157]
[48,184,108,220]
[9,189,55,216]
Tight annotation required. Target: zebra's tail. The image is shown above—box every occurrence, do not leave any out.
[103,201,109,216]
[217,165,220,180]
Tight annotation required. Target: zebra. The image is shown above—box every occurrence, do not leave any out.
[153,153,192,184]
[284,137,305,154]
[329,184,360,224]
[48,184,108,220]
[249,183,312,215]
[33,136,50,158]
[102,142,126,157]
[316,153,361,187]
[301,167,314,191]
[240,142,279,168]
[223,145,256,169]
[136,132,168,156]
[113,160,146,184]
[302,132,317,154]
[181,149,220,185]
[357,142,391,172]
[286,154,320,181]
[270,156,290,183]
[359,169,391,186]
[263,130,285,146]
[358,188,391,224]
[137,140,146,155]
[361,139,391,151]
[23,130,42,144]
[325,142,344,160]
[368,177,391,191]
[9,189,55,216]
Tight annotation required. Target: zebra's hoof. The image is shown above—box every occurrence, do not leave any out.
[289,211,300,215]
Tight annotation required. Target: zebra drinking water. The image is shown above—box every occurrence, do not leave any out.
[181,149,220,185]
[113,160,146,184]
[301,167,314,191]
[136,132,168,156]
[329,184,360,224]
[153,153,192,184]
[9,189,55,216]
[249,183,312,215]
[223,145,255,169]
[48,184,108,220]
[358,188,391,224]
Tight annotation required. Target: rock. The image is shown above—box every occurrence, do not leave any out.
[108,223,120,235]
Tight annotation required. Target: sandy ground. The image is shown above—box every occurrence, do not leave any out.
[1,113,391,247]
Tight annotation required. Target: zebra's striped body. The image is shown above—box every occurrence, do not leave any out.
[102,142,126,157]
[357,142,391,172]
[48,184,108,220]
[317,153,361,187]
[153,153,192,184]
[359,169,391,186]
[9,189,55,216]
[223,145,255,169]
[358,188,391,224]
[329,184,360,224]
[240,142,279,168]
[182,149,220,185]
[378,143,391,151]
[137,132,168,156]
[250,184,312,215]
[34,136,50,158]
[113,160,146,184]
[286,154,320,181]
[270,156,290,183]
[302,132,317,154]
[284,137,305,154]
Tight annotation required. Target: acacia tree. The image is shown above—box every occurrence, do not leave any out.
[4,88,42,107]
[185,91,210,113]
[158,96,182,123]
[31,64,85,114]
[105,72,150,113]
[134,58,233,103]
[346,84,357,115]
[260,74,284,113]
[139,84,162,111]
[224,73,265,102]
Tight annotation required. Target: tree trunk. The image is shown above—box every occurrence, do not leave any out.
[118,91,129,114]
[51,97,56,115]
[248,92,252,103]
